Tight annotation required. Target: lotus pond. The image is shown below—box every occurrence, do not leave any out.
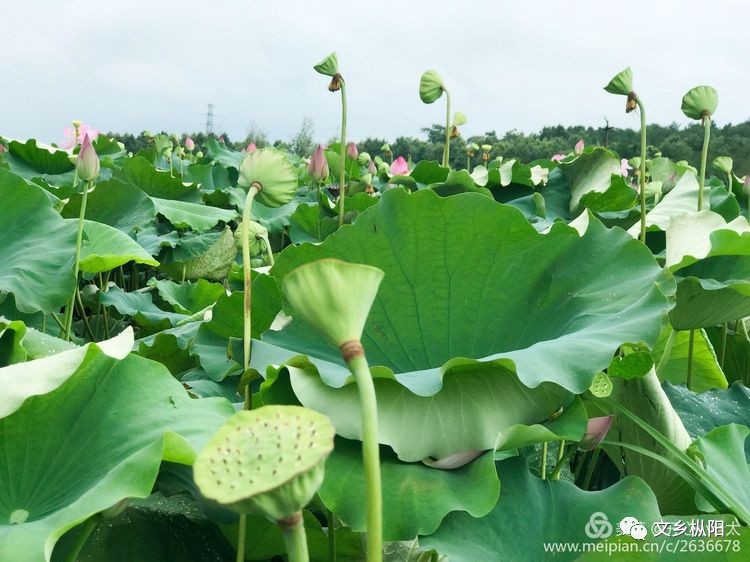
[1,60,750,562]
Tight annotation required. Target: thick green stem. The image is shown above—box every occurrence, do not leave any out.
[327,509,336,562]
[541,442,548,479]
[63,516,98,562]
[686,329,695,390]
[279,512,309,562]
[442,90,451,168]
[698,118,711,211]
[242,186,260,387]
[237,514,247,562]
[467,155,471,172]
[581,448,600,490]
[550,443,573,480]
[64,181,91,341]
[75,288,96,341]
[636,99,647,243]
[338,83,347,226]
[344,350,382,562]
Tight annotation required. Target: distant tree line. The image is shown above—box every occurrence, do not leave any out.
[107,119,750,176]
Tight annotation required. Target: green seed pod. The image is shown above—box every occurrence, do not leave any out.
[238,148,298,208]
[358,152,371,166]
[452,112,467,127]
[419,70,445,104]
[681,85,718,121]
[234,220,268,256]
[603,67,633,96]
[713,156,733,174]
[313,52,339,77]
[193,406,335,521]
[282,259,384,347]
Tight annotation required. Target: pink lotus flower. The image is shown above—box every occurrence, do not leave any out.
[184,136,195,151]
[347,142,358,160]
[574,139,585,155]
[308,145,329,182]
[246,142,257,153]
[60,123,99,150]
[390,156,409,176]
[551,154,566,162]
[620,158,633,177]
[75,134,100,181]
[0,144,6,154]
[579,416,613,451]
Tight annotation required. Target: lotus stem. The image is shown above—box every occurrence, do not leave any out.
[242,184,261,387]
[636,99,647,243]
[698,117,711,211]
[278,512,310,562]
[541,442,548,479]
[63,516,99,562]
[581,448,600,490]
[64,180,91,341]
[720,323,728,369]
[686,329,695,390]
[338,83,347,226]
[550,442,573,480]
[342,343,382,562]
[327,509,336,562]
[655,327,677,376]
[442,90,451,168]
[236,516,247,562]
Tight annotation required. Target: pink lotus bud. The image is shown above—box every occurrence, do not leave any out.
[574,139,585,155]
[368,159,377,175]
[246,142,257,153]
[76,134,100,181]
[184,136,195,151]
[620,158,633,177]
[390,156,409,176]
[579,416,613,451]
[347,142,358,160]
[0,144,6,154]
[308,145,329,182]
[551,154,565,162]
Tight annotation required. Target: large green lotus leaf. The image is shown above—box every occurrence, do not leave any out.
[136,331,199,377]
[409,160,449,185]
[2,140,76,190]
[665,211,750,271]
[0,317,75,367]
[100,286,188,327]
[706,325,750,385]
[152,198,237,231]
[428,169,492,198]
[72,220,159,274]
[0,169,77,313]
[665,382,750,459]
[62,179,156,235]
[559,147,622,213]
[421,456,662,562]
[0,333,234,562]
[151,279,225,315]
[115,157,200,201]
[205,138,244,170]
[319,437,500,541]
[159,228,237,281]
[654,326,727,392]
[184,162,233,191]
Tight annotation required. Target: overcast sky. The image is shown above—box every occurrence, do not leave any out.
[3,0,749,146]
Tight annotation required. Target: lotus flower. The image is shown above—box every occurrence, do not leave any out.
[390,156,409,176]
[574,139,585,155]
[60,123,99,150]
[246,142,257,153]
[308,145,329,182]
[620,158,633,177]
[347,142,358,160]
[0,144,6,154]
[579,416,613,451]
[184,136,195,151]
[75,134,100,182]
[551,154,566,162]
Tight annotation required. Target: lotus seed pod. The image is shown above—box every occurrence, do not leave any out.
[313,52,338,77]
[238,148,298,208]
[380,143,391,154]
[713,156,733,174]
[481,144,492,153]
[681,85,718,121]
[453,112,467,127]
[419,70,445,104]
[193,406,335,521]
[603,67,633,96]
[358,152,371,166]
[282,259,385,348]
[234,220,268,256]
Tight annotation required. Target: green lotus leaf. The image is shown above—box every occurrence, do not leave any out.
[115,156,200,201]
[654,326,727,392]
[705,325,750,385]
[318,437,500,540]
[152,197,237,231]
[0,331,234,562]
[681,85,719,120]
[238,148,298,208]
[313,52,338,77]
[0,317,75,366]
[603,66,634,96]
[429,169,492,197]
[100,285,188,327]
[419,70,445,104]
[1,140,76,193]
[151,278,225,315]
[0,169,76,313]
[74,220,159,274]
[713,156,733,174]
[421,456,662,562]
[159,227,237,281]
[558,147,627,213]
[409,160,449,184]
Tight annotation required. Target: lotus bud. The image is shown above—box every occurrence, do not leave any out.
[574,139,585,155]
[358,152,371,166]
[194,405,335,521]
[681,85,718,123]
[381,143,392,155]
[76,134,100,181]
[713,156,733,174]
[308,145,329,183]
[551,154,565,162]
[347,142,359,160]
[368,159,377,175]
[184,136,195,151]
[282,259,385,349]
[390,156,409,176]
[238,148,297,208]
[578,416,613,451]
[246,142,258,153]
[0,144,6,154]
[419,70,445,104]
